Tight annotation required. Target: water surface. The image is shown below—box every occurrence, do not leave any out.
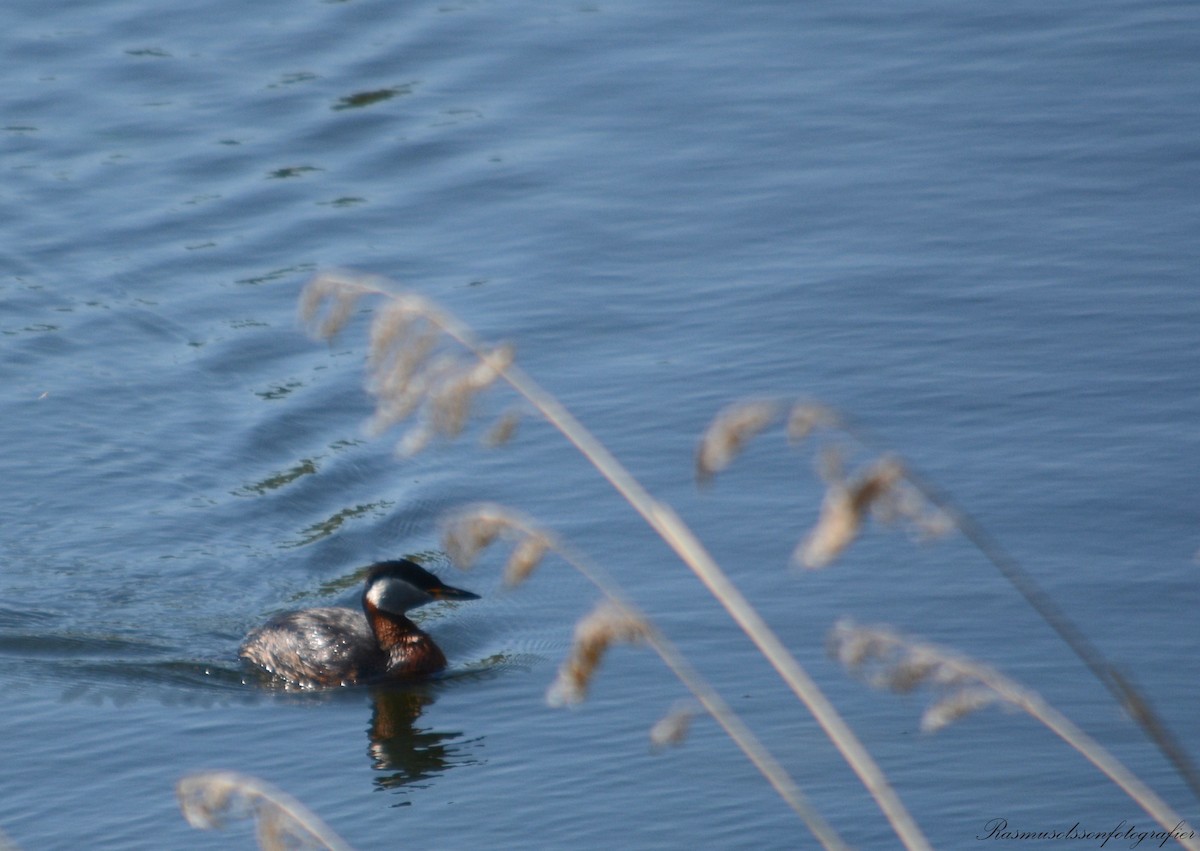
[2,0,1198,848]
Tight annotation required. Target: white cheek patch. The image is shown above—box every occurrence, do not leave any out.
[365,579,392,609]
[367,576,424,613]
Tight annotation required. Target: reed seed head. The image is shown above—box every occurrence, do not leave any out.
[695,400,779,485]
[442,506,511,569]
[877,648,943,694]
[424,345,507,438]
[649,703,695,750]
[430,370,481,438]
[829,619,1002,734]
[483,409,521,447]
[442,503,554,585]
[304,278,518,459]
[368,323,438,419]
[366,300,418,368]
[827,619,887,669]
[796,484,861,569]
[921,687,1000,733]
[851,456,903,513]
[369,352,458,437]
[504,532,552,587]
[786,402,837,443]
[177,771,350,851]
[299,273,376,341]
[547,602,651,707]
[797,455,915,569]
[881,482,955,541]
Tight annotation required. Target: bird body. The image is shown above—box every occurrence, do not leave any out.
[240,560,478,688]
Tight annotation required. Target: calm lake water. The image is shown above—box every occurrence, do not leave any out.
[2,0,1198,848]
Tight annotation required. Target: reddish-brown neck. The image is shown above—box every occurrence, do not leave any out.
[365,601,448,676]
[365,601,418,650]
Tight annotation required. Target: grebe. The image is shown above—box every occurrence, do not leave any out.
[239,559,479,688]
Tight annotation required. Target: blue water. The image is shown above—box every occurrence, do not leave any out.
[2,0,1199,848]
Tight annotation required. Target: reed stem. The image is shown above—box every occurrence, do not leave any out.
[831,623,1199,851]
[450,506,853,851]
[394,291,931,851]
[827,411,1200,805]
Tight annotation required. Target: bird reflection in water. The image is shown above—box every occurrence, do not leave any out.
[365,685,483,796]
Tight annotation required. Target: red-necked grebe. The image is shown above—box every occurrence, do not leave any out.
[239,559,479,688]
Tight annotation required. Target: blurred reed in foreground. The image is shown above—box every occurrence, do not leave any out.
[696,396,1200,807]
[439,501,849,850]
[177,771,352,851]
[180,272,1197,850]
[828,620,1196,842]
[291,271,920,850]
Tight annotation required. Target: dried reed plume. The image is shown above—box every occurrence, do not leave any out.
[828,620,999,731]
[695,400,779,485]
[300,273,929,851]
[829,621,1200,850]
[440,500,852,850]
[177,771,352,851]
[799,455,902,569]
[300,271,514,457]
[786,402,839,444]
[547,601,652,707]
[299,274,370,340]
[775,398,1200,802]
[483,409,521,446]
[692,398,946,568]
[650,702,696,750]
[442,503,553,586]
[694,399,839,485]
[798,454,950,569]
